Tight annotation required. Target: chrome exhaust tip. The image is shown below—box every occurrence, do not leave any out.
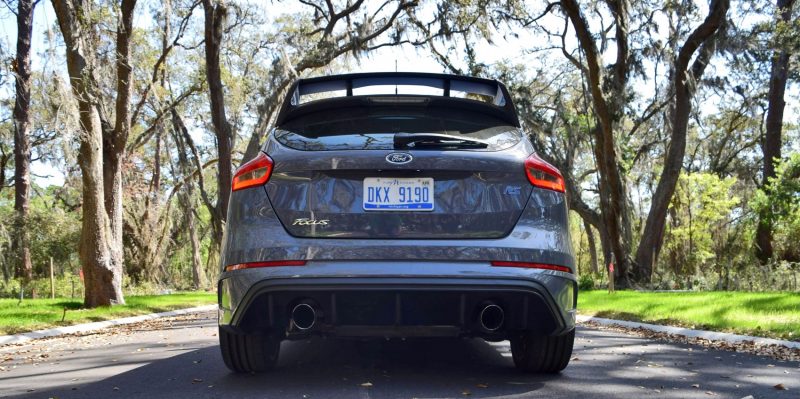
[479,304,504,332]
[291,303,316,330]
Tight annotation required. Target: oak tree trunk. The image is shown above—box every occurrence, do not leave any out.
[561,0,635,286]
[635,0,729,281]
[202,0,233,250]
[756,0,796,262]
[103,0,137,283]
[52,0,136,306]
[584,219,599,274]
[12,0,35,284]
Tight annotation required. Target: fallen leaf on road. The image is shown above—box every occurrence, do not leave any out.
[774,384,787,390]
[192,378,203,383]
[739,396,754,399]
[705,391,716,396]
[461,390,471,396]
[692,384,700,388]
[476,384,488,388]
[360,382,373,387]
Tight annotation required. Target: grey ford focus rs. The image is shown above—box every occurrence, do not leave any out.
[217,72,577,373]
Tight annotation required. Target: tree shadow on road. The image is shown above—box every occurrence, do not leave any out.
[14,337,556,399]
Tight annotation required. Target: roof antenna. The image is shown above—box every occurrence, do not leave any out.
[395,59,398,95]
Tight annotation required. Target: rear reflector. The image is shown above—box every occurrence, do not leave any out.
[225,260,306,272]
[491,261,572,273]
[232,152,273,191]
[524,153,565,193]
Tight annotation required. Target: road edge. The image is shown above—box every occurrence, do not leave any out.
[577,314,800,349]
[0,304,218,346]
[2,307,796,351]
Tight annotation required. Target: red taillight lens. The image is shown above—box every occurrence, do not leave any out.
[491,261,572,274]
[232,153,273,191]
[524,154,565,193]
[225,260,306,272]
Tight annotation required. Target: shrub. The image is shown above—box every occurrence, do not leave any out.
[578,274,595,291]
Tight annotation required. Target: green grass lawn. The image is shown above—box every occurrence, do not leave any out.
[0,292,216,335]
[579,290,800,341]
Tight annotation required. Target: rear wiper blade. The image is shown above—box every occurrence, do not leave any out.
[393,133,489,149]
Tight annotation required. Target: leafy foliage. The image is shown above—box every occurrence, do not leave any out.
[663,173,740,276]
[751,153,800,261]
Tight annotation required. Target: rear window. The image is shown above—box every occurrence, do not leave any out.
[274,106,522,151]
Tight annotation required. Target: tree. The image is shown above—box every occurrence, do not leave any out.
[11,0,37,286]
[635,0,730,282]
[756,0,797,262]
[752,153,800,261]
[241,0,421,162]
[51,0,138,306]
[663,172,740,283]
[559,0,636,285]
[201,0,233,253]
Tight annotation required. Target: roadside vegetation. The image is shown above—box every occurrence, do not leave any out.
[0,292,216,335]
[579,290,800,341]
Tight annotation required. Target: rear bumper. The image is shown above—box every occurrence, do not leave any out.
[218,261,577,339]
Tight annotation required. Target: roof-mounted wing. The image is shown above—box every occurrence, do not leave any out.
[275,72,520,127]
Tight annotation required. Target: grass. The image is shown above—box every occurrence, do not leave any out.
[0,292,216,335]
[579,290,800,341]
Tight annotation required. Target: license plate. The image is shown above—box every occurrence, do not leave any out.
[363,177,434,211]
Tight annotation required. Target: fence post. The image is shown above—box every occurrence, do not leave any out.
[50,257,55,299]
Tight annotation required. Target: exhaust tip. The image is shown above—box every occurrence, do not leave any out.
[479,304,504,332]
[291,303,316,330]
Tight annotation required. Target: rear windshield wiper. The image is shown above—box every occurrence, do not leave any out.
[393,132,489,149]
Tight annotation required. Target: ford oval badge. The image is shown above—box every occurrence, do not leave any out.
[386,153,413,164]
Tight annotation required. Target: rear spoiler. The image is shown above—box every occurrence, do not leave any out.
[274,72,520,127]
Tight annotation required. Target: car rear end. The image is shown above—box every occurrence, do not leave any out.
[217,73,577,373]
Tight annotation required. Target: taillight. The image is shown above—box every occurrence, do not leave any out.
[232,153,273,191]
[524,153,565,193]
[491,261,572,273]
[225,260,306,272]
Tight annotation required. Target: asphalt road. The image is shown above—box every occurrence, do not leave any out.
[0,311,797,399]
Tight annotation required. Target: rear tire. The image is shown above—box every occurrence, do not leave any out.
[219,327,280,373]
[510,328,574,373]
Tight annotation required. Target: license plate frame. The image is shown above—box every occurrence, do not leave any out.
[362,177,435,211]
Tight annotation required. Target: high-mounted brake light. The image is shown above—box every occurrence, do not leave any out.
[491,261,572,274]
[525,154,565,193]
[225,260,306,272]
[232,153,273,191]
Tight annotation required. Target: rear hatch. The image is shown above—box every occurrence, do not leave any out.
[265,103,533,239]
